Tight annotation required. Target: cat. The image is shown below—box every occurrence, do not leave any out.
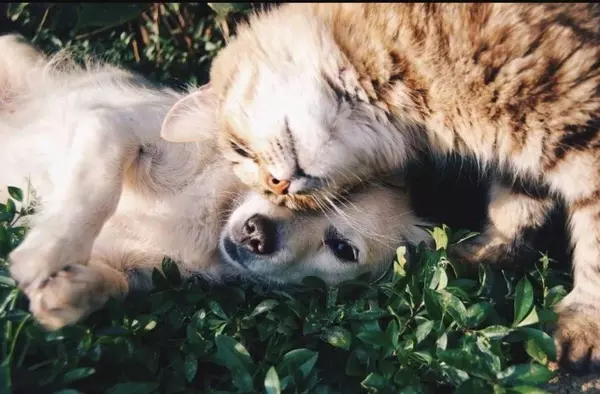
[160,4,600,372]
[1,34,430,330]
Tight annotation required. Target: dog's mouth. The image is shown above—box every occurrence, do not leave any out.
[221,236,249,269]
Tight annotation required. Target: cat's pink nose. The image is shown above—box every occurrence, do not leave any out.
[263,173,290,195]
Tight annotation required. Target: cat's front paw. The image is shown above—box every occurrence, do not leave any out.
[27,263,128,331]
[449,230,524,267]
[554,294,600,373]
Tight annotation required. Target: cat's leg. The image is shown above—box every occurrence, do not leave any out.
[450,181,555,265]
[27,257,129,330]
[553,198,600,372]
[8,113,139,296]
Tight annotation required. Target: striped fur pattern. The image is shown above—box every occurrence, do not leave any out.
[167,4,600,372]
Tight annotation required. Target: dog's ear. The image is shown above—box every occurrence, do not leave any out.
[0,34,45,101]
[161,83,218,143]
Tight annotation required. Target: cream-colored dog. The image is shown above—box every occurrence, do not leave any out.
[0,34,430,331]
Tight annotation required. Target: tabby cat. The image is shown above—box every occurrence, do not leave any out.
[161,4,600,372]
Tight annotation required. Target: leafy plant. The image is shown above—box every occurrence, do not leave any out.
[0,187,570,393]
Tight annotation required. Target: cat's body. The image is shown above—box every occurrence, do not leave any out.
[161,4,600,371]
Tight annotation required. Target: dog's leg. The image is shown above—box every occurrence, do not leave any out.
[8,112,139,296]
[27,257,129,330]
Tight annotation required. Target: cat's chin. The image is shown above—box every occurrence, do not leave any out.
[261,182,365,212]
[264,192,322,211]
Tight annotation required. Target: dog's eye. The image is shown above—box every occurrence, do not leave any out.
[230,140,252,159]
[325,238,358,263]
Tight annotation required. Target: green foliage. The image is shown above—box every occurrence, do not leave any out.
[0,188,571,393]
[0,4,573,393]
[2,3,242,86]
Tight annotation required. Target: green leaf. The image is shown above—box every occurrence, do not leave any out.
[214,335,255,393]
[62,367,96,383]
[396,246,408,271]
[513,277,534,326]
[0,273,16,288]
[361,373,388,391]
[209,300,229,320]
[429,266,448,290]
[518,328,557,362]
[7,187,23,202]
[357,330,386,348]
[151,267,170,290]
[497,364,555,387]
[423,288,443,321]
[0,359,11,394]
[105,382,159,394]
[385,319,400,350]
[184,357,198,383]
[6,3,28,19]
[75,4,150,31]
[516,307,539,327]
[264,366,281,394]
[524,338,547,365]
[465,302,493,328]
[249,299,279,318]
[208,3,251,19]
[278,349,319,389]
[438,290,468,327]
[6,199,16,216]
[322,326,352,351]
[438,338,501,381]
[301,276,328,291]
[454,378,492,394]
[544,286,567,309]
[506,386,549,394]
[478,325,513,340]
[415,320,434,344]
[430,226,449,250]
[161,258,181,286]
[451,229,480,245]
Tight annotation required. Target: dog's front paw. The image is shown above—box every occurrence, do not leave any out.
[8,234,93,294]
[554,295,600,373]
[27,263,128,331]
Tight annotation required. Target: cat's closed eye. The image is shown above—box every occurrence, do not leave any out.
[230,140,253,159]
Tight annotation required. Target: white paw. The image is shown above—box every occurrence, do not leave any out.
[27,263,128,331]
[8,232,93,294]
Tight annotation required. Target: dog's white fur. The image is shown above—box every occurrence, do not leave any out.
[0,35,430,330]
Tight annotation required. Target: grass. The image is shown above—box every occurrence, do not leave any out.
[0,4,573,394]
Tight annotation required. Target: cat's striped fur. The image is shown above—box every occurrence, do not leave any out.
[161,4,600,372]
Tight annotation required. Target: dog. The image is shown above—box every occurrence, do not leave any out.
[0,34,431,330]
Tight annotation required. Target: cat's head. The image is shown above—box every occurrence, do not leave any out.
[161,5,417,211]
[219,180,430,286]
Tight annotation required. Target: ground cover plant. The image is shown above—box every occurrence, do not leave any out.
[0,4,573,393]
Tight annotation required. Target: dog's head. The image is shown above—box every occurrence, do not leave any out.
[219,178,429,286]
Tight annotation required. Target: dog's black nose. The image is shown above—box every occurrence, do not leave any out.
[235,214,276,255]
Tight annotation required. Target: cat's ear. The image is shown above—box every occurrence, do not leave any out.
[161,83,218,143]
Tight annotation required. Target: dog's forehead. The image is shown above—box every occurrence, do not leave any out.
[326,187,403,234]
[345,187,400,215]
